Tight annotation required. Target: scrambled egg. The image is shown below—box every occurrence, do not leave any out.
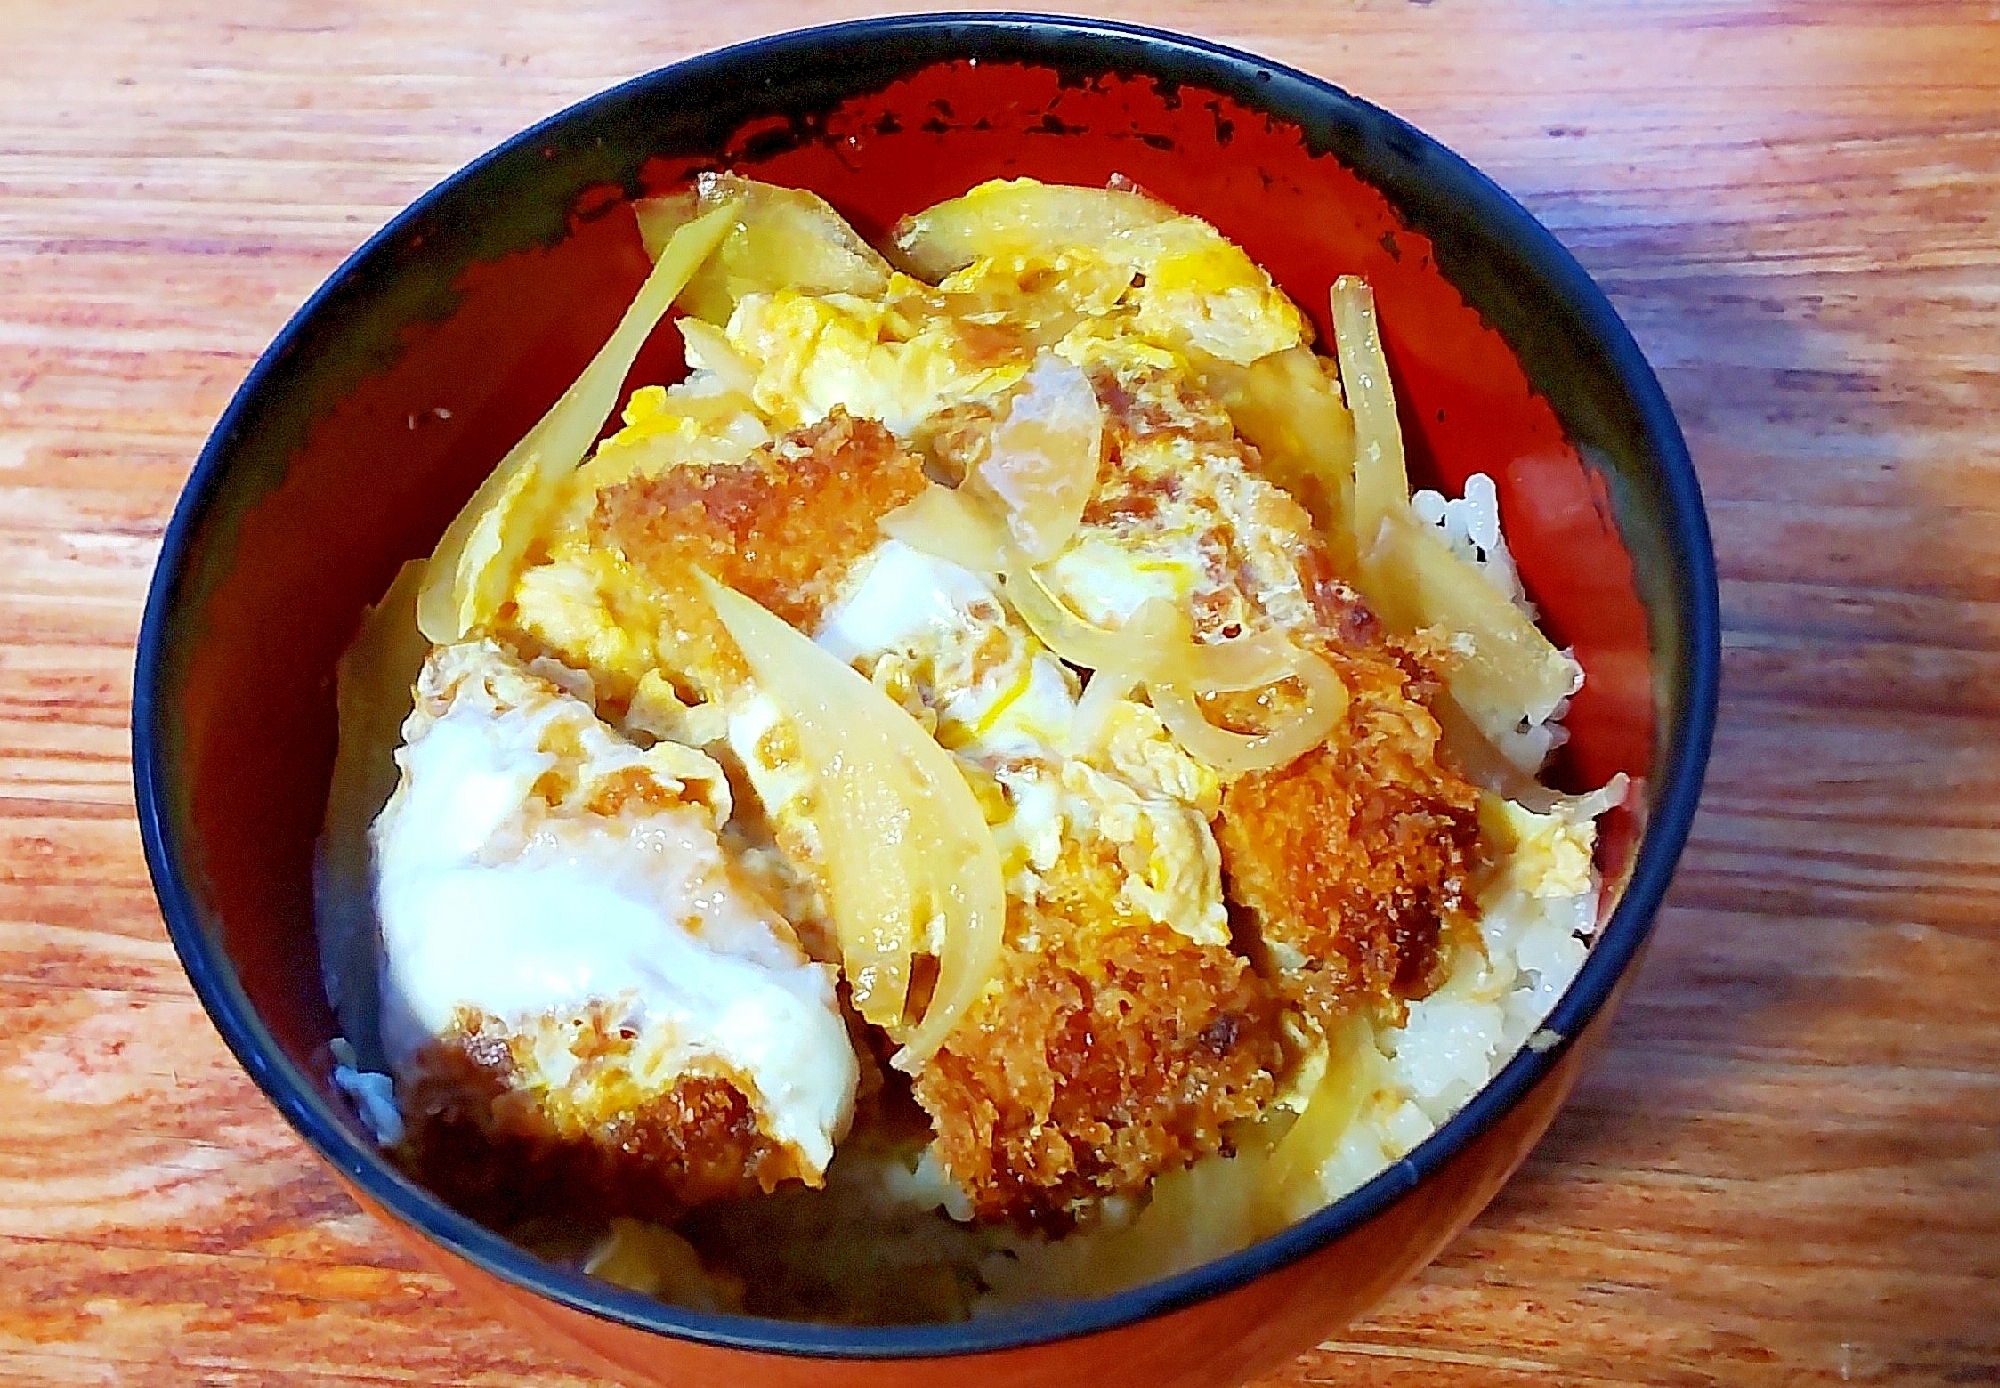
[1479,790,1611,901]
[727,278,1032,436]
[466,182,1337,1225]
[815,539,1229,952]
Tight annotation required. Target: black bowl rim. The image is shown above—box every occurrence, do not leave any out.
[133,9,1719,1363]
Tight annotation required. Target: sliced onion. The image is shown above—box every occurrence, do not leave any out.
[1361,505,1581,750]
[1331,275,1408,559]
[1149,651,1348,775]
[676,316,759,396]
[1124,597,1300,695]
[1003,558,1145,675]
[417,199,742,645]
[1072,666,1141,747]
[1188,633,1300,694]
[964,352,1103,561]
[696,571,1005,1071]
[1006,565,1296,694]
[316,559,430,1062]
[879,484,1011,573]
[1260,1014,1377,1223]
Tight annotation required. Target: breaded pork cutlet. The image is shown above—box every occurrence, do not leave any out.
[902,763,1282,1226]
[1212,640,1482,1029]
[594,407,926,635]
[574,407,926,709]
[374,644,857,1228]
[401,1016,797,1230]
[581,396,1285,1227]
[1061,345,1483,1031]
[914,908,1278,1228]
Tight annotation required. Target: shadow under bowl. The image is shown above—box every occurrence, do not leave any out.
[134,14,1718,1388]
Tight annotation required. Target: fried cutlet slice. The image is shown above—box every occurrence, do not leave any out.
[399,1008,802,1229]
[373,642,858,1225]
[1212,636,1483,1029]
[593,406,927,634]
[561,409,932,961]
[1062,342,1484,1028]
[912,910,1279,1229]
[587,394,1282,1223]
[532,406,927,723]
[910,778,1279,1228]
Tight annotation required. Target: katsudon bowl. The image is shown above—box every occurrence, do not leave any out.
[133,13,1717,1388]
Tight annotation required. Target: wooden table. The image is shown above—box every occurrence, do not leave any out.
[5,1,1997,1383]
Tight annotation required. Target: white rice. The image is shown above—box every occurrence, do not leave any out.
[1411,472,1530,612]
[329,1036,404,1147]
[1414,473,1581,773]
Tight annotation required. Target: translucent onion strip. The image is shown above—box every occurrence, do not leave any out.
[1330,273,1579,758]
[890,177,1174,281]
[697,572,1005,1071]
[1187,344,1358,577]
[1257,1015,1379,1227]
[879,484,1011,573]
[1331,275,1409,558]
[886,351,1102,570]
[1149,651,1348,776]
[416,199,741,645]
[636,173,894,327]
[964,352,1103,562]
[1362,507,1582,740]
[1005,563,1295,695]
[1003,557,1144,675]
[675,317,760,396]
[1125,597,1299,695]
[315,559,430,1065]
[1007,568,1344,774]
[1072,667,1141,748]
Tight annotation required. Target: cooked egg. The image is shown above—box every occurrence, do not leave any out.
[372,640,858,1179]
[726,281,1030,436]
[1479,792,1603,902]
[813,539,1230,949]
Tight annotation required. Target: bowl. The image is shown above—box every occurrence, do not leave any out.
[133,14,1718,1388]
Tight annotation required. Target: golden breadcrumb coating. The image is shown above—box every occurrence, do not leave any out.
[531,282,1482,1229]
[398,1004,802,1229]
[1214,638,1482,1028]
[572,408,926,714]
[594,407,927,632]
[903,348,1476,1220]
[912,911,1278,1230]
[912,799,1277,1226]
[569,411,932,971]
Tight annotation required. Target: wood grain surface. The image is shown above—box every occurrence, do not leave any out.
[3,1,1997,1384]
